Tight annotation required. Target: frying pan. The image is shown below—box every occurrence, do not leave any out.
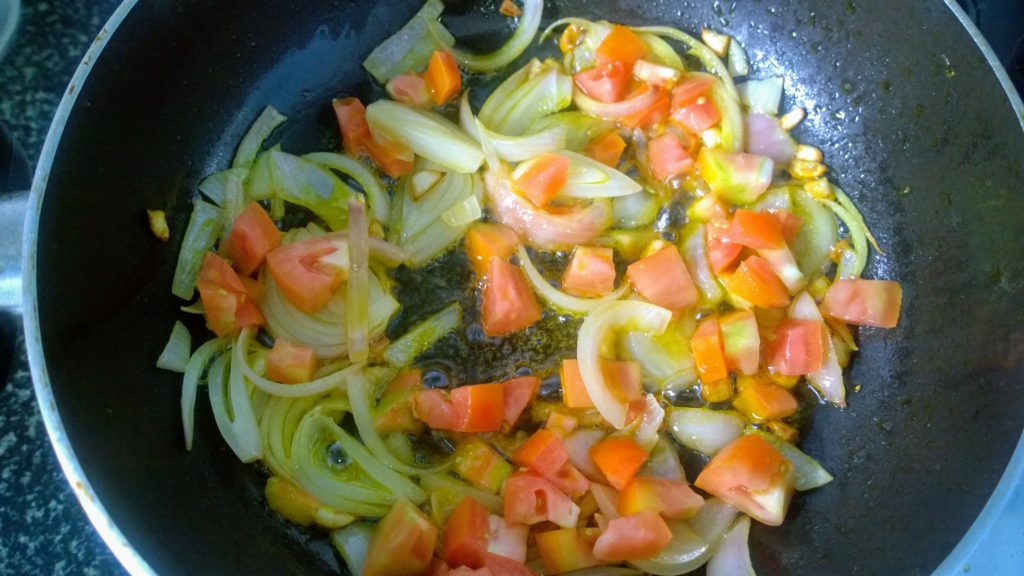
[1,0,1023,574]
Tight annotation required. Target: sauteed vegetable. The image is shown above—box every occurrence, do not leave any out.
[156,1,902,574]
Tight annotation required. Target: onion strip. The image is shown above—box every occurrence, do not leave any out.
[181,337,230,450]
[235,327,365,397]
[517,245,628,314]
[346,197,370,363]
[304,152,391,224]
[630,26,739,101]
[459,91,567,162]
[443,0,543,72]
[573,85,661,119]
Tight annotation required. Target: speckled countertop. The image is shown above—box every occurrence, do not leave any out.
[0,2,124,575]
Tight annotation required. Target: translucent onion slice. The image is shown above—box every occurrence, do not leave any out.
[559,150,643,198]
[630,498,738,575]
[630,26,739,101]
[346,197,370,363]
[232,105,287,169]
[668,407,745,455]
[517,245,628,314]
[573,85,661,119]
[331,523,374,576]
[459,91,567,162]
[365,100,483,173]
[577,301,672,428]
[181,337,230,450]
[420,473,504,514]
[304,152,391,224]
[207,347,263,463]
[384,303,462,368]
[706,516,755,576]
[443,0,542,72]
[156,320,192,373]
[789,292,845,406]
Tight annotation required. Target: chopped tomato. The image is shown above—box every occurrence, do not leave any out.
[560,358,593,408]
[545,411,579,435]
[446,567,493,576]
[513,153,570,207]
[647,133,694,182]
[620,87,671,129]
[632,59,681,88]
[503,471,580,528]
[387,73,432,107]
[562,245,616,297]
[483,554,535,576]
[465,222,519,277]
[671,98,721,133]
[331,97,412,178]
[821,279,903,328]
[725,255,791,308]
[424,50,462,105]
[264,476,319,526]
[451,383,505,433]
[726,209,785,250]
[197,253,264,336]
[265,237,345,314]
[221,202,281,277]
[671,74,716,109]
[502,376,539,429]
[453,437,513,493]
[691,316,729,383]
[559,358,642,409]
[412,389,460,430]
[626,245,699,311]
[266,339,317,384]
[374,370,423,434]
[698,147,774,205]
[590,436,649,490]
[733,376,798,421]
[771,209,804,243]
[512,429,569,471]
[443,497,490,569]
[238,275,264,304]
[592,509,673,561]
[618,477,704,519]
[766,319,825,375]
[719,309,761,376]
[701,377,733,403]
[487,515,529,563]
[430,559,451,576]
[536,527,602,574]
[481,257,542,337]
[694,434,794,526]
[706,221,743,274]
[596,25,649,67]
[585,131,627,167]
[363,498,438,576]
[575,61,631,103]
[548,460,592,499]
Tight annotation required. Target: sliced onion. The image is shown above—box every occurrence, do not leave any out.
[668,407,745,455]
[156,320,192,373]
[640,437,688,482]
[564,428,608,482]
[441,194,482,227]
[758,244,805,293]
[631,498,738,575]
[630,26,739,101]
[631,394,666,451]
[790,292,845,406]
[574,85,661,119]
[680,222,725,308]
[478,59,574,136]
[346,197,370,363]
[331,523,374,576]
[208,346,263,462]
[737,77,784,115]
[707,516,755,576]
[420,473,504,514]
[517,245,628,314]
[559,150,643,198]
[445,0,542,72]
[181,337,230,450]
[365,100,483,173]
[232,105,287,169]
[303,152,391,224]
[746,112,796,164]
[790,187,839,276]
[384,303,462,368]
[460,91,568,162]
[578,301,672,428]
[258,393,323,479]
[620,316,697,392]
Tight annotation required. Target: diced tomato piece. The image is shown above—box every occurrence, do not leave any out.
[633,59,681,88]
[197,253,264,336]
[387,73,432,107]
[585,131,627,167]
[766,319,825,376]
[618,477,704,519]
[821,279,903,328]
[733,376,798,421]
[691,316,729,383]
[512,429,569,471]
[483,553,536,576]
[443,497,490,569]
[453,437,513,493]
[706,221,743,274]
[412,389,460,430]
[374,370,423,434]
[560,358,593,408]
[545,411,579,435]
[592,509,673,561]
[424,50,462,105]
[590,436,649,490]
[502,376,539,429]
[620,87,671,129]
[536,527,603,574]
[559,359,642,409]
[596,25,649,67]
[575,61,631,104]
[221,202,281,277]
[725,255,791,308]
[698,147,775,205]
[446,567,493,576]
[626,245,698,311]
[465,222,519,277]
[647,133,694,182]
[451,383,505,433]
[694,434,794,526]
[671,98,721,133]
[481,257,542,337]
[487,515,529,563]
[238,275,264,306]
[332,97,413,178]
[547,460,592,498]
[266,339,317,384]
[265,237,345,314]
[726,210,785,250]
[671,75,716,109]
[719,309,761,376]
[771,209,804,243]
[503,471,580,528]
[513,153,570,208]
[364,134,415,179]
[563,245,616,297]
[363,498,438,576]
[430,558,451,576]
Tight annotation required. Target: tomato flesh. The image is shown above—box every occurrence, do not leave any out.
[821,279,903,328]
[626,245,698,312]
[266,339,317,384]
[363,498,438,576]
[265,237,345,314]
[592,509,673,561]
[481,258,542,337]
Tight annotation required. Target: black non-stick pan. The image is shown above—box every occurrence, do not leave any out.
[3,0,1024,574]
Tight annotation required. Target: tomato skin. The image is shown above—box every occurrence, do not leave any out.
[821,279,903,328]
[221,202,281,277]
[501,376,539,429]
[574,61,631,103]
[465,222,519,277]
[626,245,699,312]
[595,25,649,67]
[412,389,460,430]
[481,258,542,337]
[442,497,490,569]
[620,87,671,129]
[618,477,704,519]
[266,339,317,384]
[691,316,729,383]
[771,209,804,243]
[562,245,616,297]
[694,434,793,526]
[647,133,694,182]
[363,498,438,576]
[265,237,344,314]
[766,319,825,376]
[513,153,570,208]
[451,383,505,433]
[592,509,673,561]
[503,471,580,528]
[424,50,461,105]
[585,131,627,167]
[197,252,264,336]
[725,255,791,308]
[590,436,649,490]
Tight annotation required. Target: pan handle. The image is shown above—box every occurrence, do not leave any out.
[0,189,26,312]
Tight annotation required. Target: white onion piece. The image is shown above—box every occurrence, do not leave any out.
[632,394,666,451]
[790,292,846,406]
[156,320,192,373]
[746,112,797,164]
[748,429,833,491]
[629,26,739,101]
[331,523,373,576]
[365,100,483,173]
[668,408,745,455]
[631,498,739,575]
[590,482,620,519]
[578,301,672,428]
[346,197,370,363]
[640,437,687,482]
[208,346,263,462]
[564,429,608,482]
[737,77,784,115]
[707,516,755,576]
[517,245,629,314]
[181,337,230,450]
[459,91,567,162]
[574,84,661,119]
[559,150,643,198]
[446,0,542,72]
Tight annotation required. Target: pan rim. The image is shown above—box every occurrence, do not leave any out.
[19,1,1024,575]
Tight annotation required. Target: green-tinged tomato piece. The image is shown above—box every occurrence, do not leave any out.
[453,436,514,494]
[698,147,774,205]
